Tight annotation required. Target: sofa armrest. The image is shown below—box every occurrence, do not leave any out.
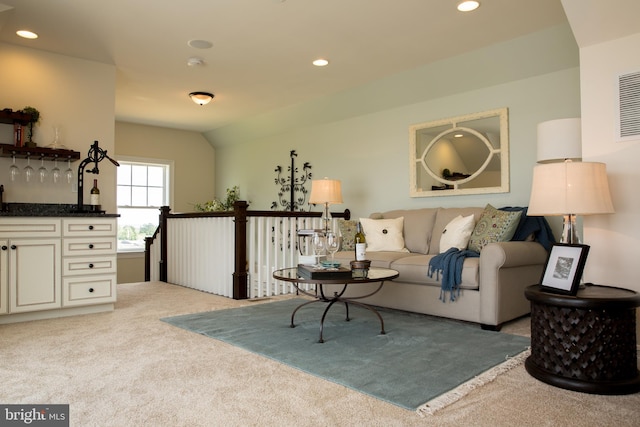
[480,241,548,269]
[479,241,548,327]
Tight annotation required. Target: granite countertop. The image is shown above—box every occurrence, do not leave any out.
[0,203,119,217]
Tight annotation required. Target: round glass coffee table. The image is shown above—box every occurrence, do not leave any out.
[273,267,399,343]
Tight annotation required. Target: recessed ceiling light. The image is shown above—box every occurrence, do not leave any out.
[188,39,213,49]
[16,30,38,39]
[313,59,329,67]
[457,1,480,12]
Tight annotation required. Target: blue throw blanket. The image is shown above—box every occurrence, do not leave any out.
[500,206,555,251]
[428,248,479,302]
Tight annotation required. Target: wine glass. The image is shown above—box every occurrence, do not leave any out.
[326,232,340,267]
[10,155,20,182]
[311,232,325,267]
[24,156,34,183]
[51,157,61,184]
[65,158,74,184]
[38,157,48,183]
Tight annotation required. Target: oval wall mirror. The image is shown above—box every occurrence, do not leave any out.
[409,108,509,197]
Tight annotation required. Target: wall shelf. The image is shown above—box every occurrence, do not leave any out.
[0,110,33,126]
[0,110,81,161]
[0,143,81,161]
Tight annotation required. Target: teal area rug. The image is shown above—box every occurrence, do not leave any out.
[161,298,530,413]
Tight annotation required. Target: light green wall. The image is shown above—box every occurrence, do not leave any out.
[209,25,581,219]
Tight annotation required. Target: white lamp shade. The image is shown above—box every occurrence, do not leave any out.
[309,178,343,205]
[528,161,614,216]
[537,118,582,163]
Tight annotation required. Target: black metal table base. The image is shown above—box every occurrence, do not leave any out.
[290,282,386,343]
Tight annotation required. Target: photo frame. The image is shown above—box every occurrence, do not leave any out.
[540,243,590,295]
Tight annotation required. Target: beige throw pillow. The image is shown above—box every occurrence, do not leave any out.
[359,217,409,252]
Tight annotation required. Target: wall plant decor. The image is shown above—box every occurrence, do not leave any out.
[271,150,312,211]
[409,108,509,197]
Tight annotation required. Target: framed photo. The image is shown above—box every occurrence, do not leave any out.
[540,244,590,295]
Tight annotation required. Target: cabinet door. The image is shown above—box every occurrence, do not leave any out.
[9,238,61,313]
[0,240,7,314]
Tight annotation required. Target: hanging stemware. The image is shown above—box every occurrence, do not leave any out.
[24,155,35,183]
[65,158,74,184]
[38,156,48,183]
[51,157,61,184]
[9,154,20,182]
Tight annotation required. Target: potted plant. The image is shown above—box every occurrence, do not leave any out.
[21,106,40,147]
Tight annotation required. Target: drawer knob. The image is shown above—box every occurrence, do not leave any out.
[10,245,17,250]
[88,225,94,230]
[1,245,7,250]
[89,263,94,268]
[89,244,94,249]
[89,288,94,293]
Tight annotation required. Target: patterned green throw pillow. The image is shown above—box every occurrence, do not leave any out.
[467,204,522,253]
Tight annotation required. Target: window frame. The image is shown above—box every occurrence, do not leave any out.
[116,155,174,253]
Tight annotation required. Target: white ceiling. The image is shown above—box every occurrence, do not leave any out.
[561,0,640,48]
[0,0,568,133]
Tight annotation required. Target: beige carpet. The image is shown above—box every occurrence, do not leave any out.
[0,282,638,427]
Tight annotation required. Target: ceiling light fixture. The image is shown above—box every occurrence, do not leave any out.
[457,1,480,12]
[16,30,38,39]
[187,57,205,67]
[312,59,329,67]
[189,92,214,106]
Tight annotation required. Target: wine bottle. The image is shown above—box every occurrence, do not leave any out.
[90,178,101,212]
[354,221,366,261]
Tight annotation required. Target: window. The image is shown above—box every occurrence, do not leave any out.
[117,158,172,252]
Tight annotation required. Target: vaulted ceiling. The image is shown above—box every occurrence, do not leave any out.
[0,1,569,133]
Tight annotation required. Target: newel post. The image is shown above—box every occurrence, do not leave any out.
[159,206,171,282]
[233,200,249,299]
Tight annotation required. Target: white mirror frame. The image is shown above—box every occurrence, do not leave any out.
[409,108,509,197]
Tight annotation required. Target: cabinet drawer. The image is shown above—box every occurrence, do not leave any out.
[63,237,116,257]
[62,218,116,237]
[0,218,61,238]
[63,274,116,306]
[63,255,117,276]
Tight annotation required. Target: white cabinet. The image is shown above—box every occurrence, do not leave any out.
[0,217,117,323]
[9,238,61,313]
[0,219,61,314]
[62,218,117,307]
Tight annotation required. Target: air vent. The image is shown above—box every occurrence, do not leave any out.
[616,71,640,142]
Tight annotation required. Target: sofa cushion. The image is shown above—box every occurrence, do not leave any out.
[333,250,411,268]
[375,208,438,254]
[439,214,475,253]
[337,219,358,251]
[360,217,409,252]
[389,254,479,290]
[429,207,484,254]
[468,204,522,253]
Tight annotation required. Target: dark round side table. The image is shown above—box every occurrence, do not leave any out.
[525,284,640,395]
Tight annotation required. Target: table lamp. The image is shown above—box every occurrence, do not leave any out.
[309,177,343,234]
[528,119,614,244]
